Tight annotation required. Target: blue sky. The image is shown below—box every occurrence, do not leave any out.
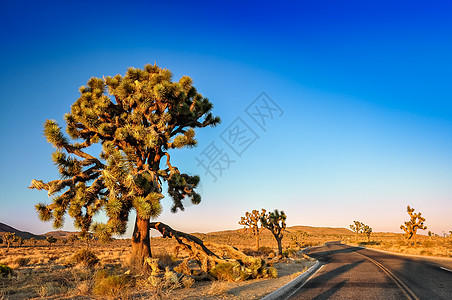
[0,0,451,237]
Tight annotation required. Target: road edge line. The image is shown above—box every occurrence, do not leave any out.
[261,260,321,300]
[343,242,452,261]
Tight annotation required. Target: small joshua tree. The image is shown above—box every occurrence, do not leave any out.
[400,205,427,246]
[350,221,364,243]
[289,230,309,249]
[3,233,16,250]
[29,238,37,248]
[239,209,266,251]
[261,209,286,257]
[46,236,57,249]
[363,224,372,242]
[16,236,24,247]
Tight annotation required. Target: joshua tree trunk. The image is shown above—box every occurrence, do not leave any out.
[276,237,283,257]
[130,215,151,270]
[255,234,260,251]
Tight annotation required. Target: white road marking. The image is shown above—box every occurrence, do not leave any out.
[284,265,324,300]
[440,266,452,273]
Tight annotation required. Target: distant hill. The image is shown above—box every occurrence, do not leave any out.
[199,225,353,237]
[285,225,353,236]
[42,231,79,239]
[0,222,45,240]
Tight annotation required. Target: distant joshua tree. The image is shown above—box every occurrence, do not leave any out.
[400,205,427,246]
[67,234,78,246]
[3,232,17,250]
[350,221,372,242]
[16,236,24,247]
[261,209,287,257]
[29,238,37,247]
[350,221,364,242]
[239,209,266,251]
[289,230,309,249]
[363,224,372,242]
[46,236,57,249]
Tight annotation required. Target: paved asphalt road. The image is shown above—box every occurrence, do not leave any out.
[286,242,452,300]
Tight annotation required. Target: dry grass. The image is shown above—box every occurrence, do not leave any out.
[345,233,452,258]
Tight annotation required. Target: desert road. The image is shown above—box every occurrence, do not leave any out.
[285,242,452,300]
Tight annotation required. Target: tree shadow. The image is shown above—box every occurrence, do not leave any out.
[301,259,364,288]
[310,280,347,300]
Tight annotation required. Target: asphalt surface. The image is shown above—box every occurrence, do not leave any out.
[286,242,452,300]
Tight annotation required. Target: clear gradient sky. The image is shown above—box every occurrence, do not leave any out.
[0,1,451,237]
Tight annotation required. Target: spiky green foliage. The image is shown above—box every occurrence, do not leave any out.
[261,209,287,257]
[400,205,427,245]
[71,249,100,268]
[29,64,220,242]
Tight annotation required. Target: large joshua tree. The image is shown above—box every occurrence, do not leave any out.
[400,205,427,246]
[261,209,286,257]
[29,64,220,268]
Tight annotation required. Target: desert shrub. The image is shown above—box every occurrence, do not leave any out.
[283,248,298,257]
[210,262,250,282]
[396,239,406,247]
[153,252,178,268]
[93,270,132,299]
[243,246,274,257]
[36,282,67,298]
[71,249,99,267]
[137,266,181,298]
[0,264,14,277]
[422,240,433,248]
[420,250,433,256]
[257,246,275,256]
[210,262,237,281]
[267,266,278,278]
